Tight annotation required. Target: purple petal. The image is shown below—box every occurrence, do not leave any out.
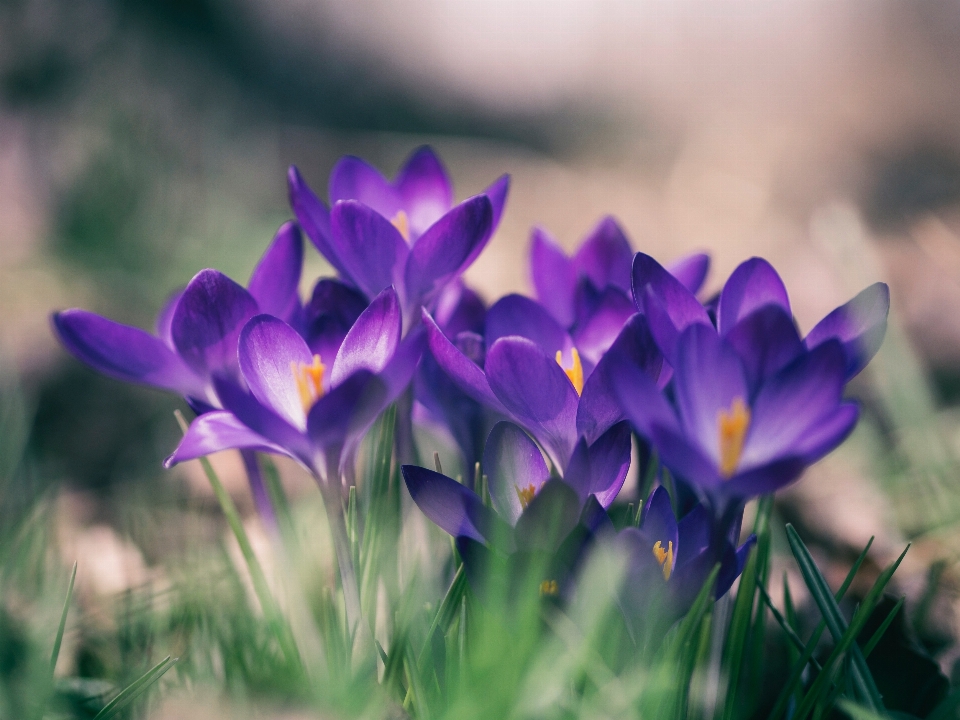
[329,155,399,217]
[213,377,313,462]
[395,146,454,238]
[402,464,504,545]
[667,252,710,295]
[238,315,313,429]
[424,311,507,414]
[331,286,401,386]
[163,410,290,467]
[633,252,712,362]
[482,174,510,231]
[513,479,581,551]
[378,325,426,402]
[638,486,679,576]
[403,195,493,310]
[247,221,303,322]
[724,457,808,498]
[573,216,633,294]
[53,310,203,397]
[307,370,387,454]
[330,200,409,299]
[607,333,678,440]
[578,313,663,443]
[739,340,848,470]
[482,421,549,525]
[724,304,803,390]
[571,286,635,367]
[563,422,632,507]
[433,281,486,337]
[650,424,723,488]
[485,294,573,359]
[673,324,749,465]
[287,166,346,278]
[675,504,711,569]
[717,257,790,336]
[804,282,889,380]
[303,279,369,360]
[171,269,259,379]
[485,337,579,468]
[155,288,184,348]
[530,227,577,327]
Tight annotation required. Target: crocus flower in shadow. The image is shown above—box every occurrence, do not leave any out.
[423,297,663,471]
[288,146,509,325]
[402,420,632,600]
[531,217,710,368]
[613,487,754,640]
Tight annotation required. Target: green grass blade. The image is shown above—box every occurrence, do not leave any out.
[789,539,909,720]
[50,561,77,673]
[862,596,904,658]
[92,655,177,720]
[721,544,759,720]
[174,411,300,669]
[758,583,821,671]
[785,524,883,712]
[767,535,876,720]
[260,455,296,546]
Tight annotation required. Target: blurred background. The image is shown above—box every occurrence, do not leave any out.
[6,0,960,715]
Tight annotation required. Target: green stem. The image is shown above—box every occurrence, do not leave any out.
[319,480,363,638]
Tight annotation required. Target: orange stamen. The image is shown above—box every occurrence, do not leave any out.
[718,397,751,478]
[555,348,584,396]
[391,210,410,241]
[652,540,674,581]
[515,483,537,509]
[291,354,325,413]
[539,579,559,597]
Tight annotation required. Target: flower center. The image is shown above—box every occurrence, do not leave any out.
[652,540,674,581]
[291,354,326,413]
[718,396,751,478]
[515,483,537,509]
[539,579,559,597]
[391,210,410,242]
[555,348,584,396]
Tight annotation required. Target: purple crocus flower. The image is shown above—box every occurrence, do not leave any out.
[633,253,889,383]
[165,286,422,484]
[165,286,423,633]
[288,146,509,326]
[615,487,754,636]
[615,322,859,504]
[402,420,631,599]
[413,281,492,485]
[52,223,305,523]
[53,222,304,411]
[423,295,663,472]
[530,217,710,367]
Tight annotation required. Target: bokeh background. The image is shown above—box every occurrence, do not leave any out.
[6,0,960,715]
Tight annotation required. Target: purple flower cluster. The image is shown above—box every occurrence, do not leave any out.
[52,146,889,632]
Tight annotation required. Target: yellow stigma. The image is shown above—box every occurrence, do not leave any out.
[652,540,674,581]
[539,579,559,597]
[391,210,410,241]
[555,348,584,396]
[718,397,751,478]
[515,483,537,509]
[291,354,326,413]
